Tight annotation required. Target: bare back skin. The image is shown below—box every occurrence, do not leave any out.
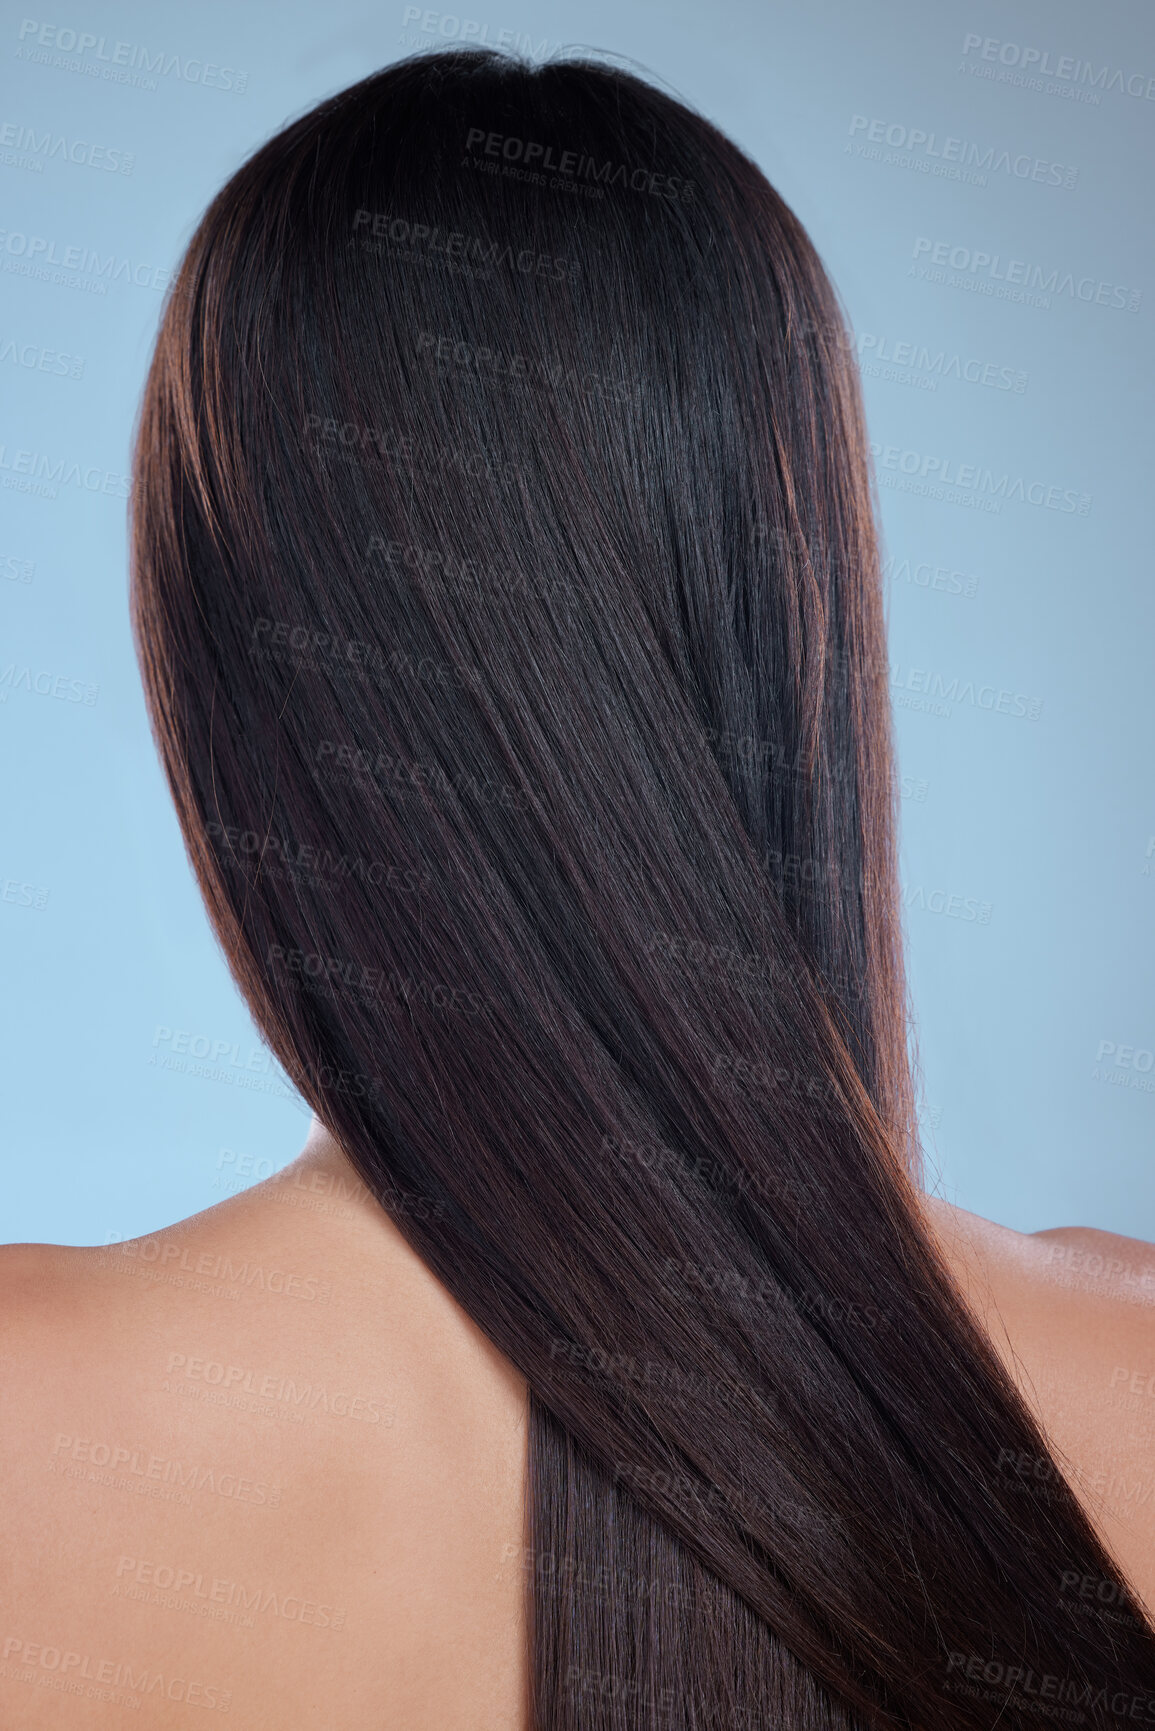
[1,1121,1153,1727]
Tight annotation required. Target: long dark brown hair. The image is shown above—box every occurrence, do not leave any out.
[130,46,1155,1729]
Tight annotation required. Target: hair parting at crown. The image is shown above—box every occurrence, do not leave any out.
[130,46,1155,1729]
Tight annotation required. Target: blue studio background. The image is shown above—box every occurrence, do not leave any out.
[1,0,1152,1245]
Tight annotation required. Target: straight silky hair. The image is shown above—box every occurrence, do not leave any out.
[131,47,1155,1728]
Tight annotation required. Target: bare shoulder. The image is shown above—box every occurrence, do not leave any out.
[921,1193,1155,1309]
[1028,1218,1155,1302]
[0,1165,529,1730]
[922,1194,1155,1617]
[921,1194,1155,1395]
[0,1236,95,1311]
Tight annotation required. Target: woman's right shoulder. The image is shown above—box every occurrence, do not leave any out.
[922,1194,1155,1387]
[923,1195,1155,1617]
[1028,1219,1155,1305]
[929,1197,1155,1327]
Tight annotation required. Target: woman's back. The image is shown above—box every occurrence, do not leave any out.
[3,1123,1153,1728]
[27,43,1154,1727]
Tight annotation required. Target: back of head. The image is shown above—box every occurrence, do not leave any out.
[131,46,1155,1728]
